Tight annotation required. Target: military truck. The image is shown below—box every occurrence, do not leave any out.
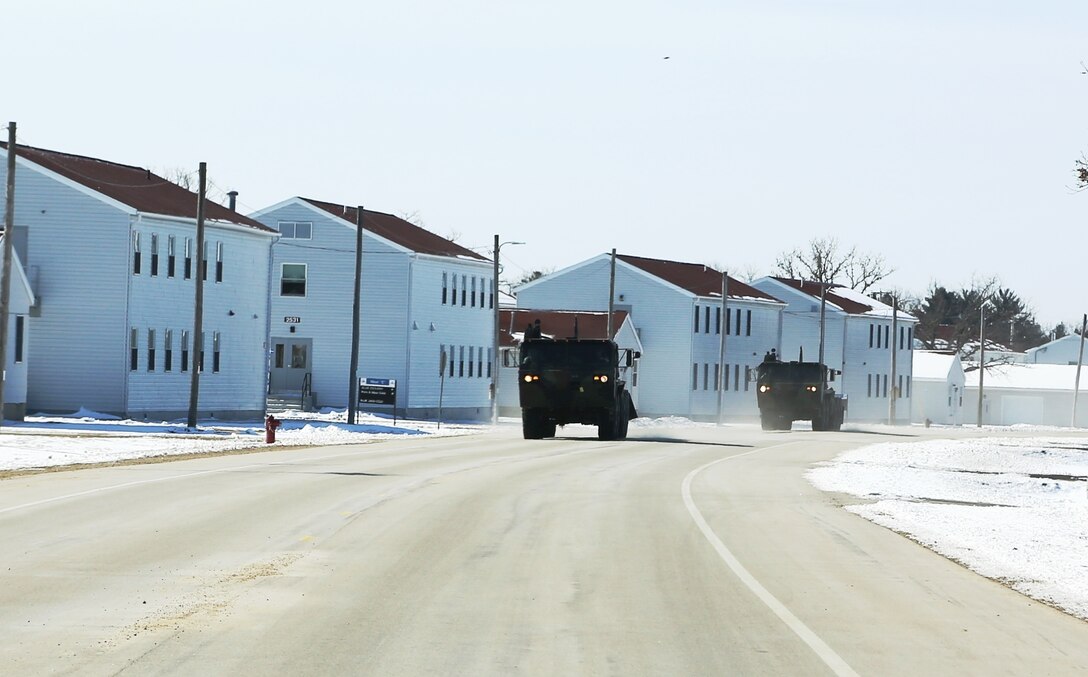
[755,355,846,431]
[517,338,638,440]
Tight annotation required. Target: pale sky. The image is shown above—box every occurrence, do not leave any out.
[8,1,1087,327]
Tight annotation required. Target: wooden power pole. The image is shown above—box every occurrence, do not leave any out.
[348,207,363,424]
[186,163,207,428]
[0,122,16,427]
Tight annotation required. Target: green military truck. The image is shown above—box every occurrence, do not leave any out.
[755,356,846,431]
[517,338,638,440]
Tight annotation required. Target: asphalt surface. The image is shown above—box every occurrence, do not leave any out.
[2,423,1087,676]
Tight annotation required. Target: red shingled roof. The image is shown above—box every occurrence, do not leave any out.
[499,309,630,347]
[301,198,487,261]
[770,277,874,314]
[617,254,779,301]
[0,143,274,232]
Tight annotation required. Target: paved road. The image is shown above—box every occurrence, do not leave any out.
[2,424,1087,676]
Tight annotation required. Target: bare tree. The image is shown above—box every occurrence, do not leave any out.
[775,236,892,291]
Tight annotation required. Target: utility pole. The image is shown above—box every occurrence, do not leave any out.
[977,303,986,428]
[889,296,898,425]
[716,271,728,425]
[348,207,364,425]
[186,163,207,428]
[818,281,828,390]
[491,234,500,426]
[607,248,616,340]
[1073,313,1086,427]
[0,122,16,427]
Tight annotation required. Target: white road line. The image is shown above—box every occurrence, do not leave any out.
[682,445,860,677]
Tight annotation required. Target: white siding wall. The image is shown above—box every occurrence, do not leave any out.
[261,203,493,419]
[516,257,694,417]
[690,299,782,419]
[126,216,273,418]
[5,159,131,414]
[841,316,914,423]
[516,258,782,419]
[407,255,493,419]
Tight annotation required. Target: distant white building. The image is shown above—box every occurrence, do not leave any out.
[515,254,785,420]
[962,362,1088,427]
[251,198,494,421]
[0,236,35,419]
[911,351,966,426]
[1023,334,1087,366]
[497,308,643,417]
[749,277,917,424]
[0,143,277,420]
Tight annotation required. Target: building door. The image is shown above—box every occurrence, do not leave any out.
[269,338,312,393]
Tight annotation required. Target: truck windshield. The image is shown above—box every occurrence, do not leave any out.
[521,342,614,371]
[760,363,822,383]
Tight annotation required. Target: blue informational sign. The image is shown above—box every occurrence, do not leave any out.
[358,377,397,405]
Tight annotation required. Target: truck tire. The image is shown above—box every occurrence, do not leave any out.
[617,393,630,440]
[777,415,792,431]
[598,408,617,440]
[760,414,775,431]
[522,409,546,439]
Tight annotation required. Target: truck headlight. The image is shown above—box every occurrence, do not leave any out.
[806,385,817,392]
[593,374,609,383]
[759,384,770,393]
[523,374,539,383]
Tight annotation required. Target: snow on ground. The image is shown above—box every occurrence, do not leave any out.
[0,408,483,472]
[808,432,1088,621]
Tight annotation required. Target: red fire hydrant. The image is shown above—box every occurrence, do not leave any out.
[265,414,281,443]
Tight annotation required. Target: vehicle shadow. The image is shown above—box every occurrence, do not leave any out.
[550,435,752,449]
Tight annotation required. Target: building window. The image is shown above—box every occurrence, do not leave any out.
[215,242,223,283]
[867,374,872,398]
[703,363,709,390]
[478,346,484,377]
[213,332,221,373]
[132,232,141,274]
[746,310,752,336]
[704,306,711,334]
[461,275,467,306]
[164,329,173,372]
[715,307,721,335]
[884,326,890,350]
[734,308,741,336]
[724,363,730,390]
[199,332,206,372]
[744,365,751,391]
[202,241,209,281]
[907,327,912,350]
[725,309,731,334]
[479,279,486,308]
[869,324,874,348]
[734,364,740,391]
[713,363,719,391]
[277,221,313,239]
[489,279,494,309]
[452,275,458,306]
[694,306,699,333]
[468,346,475,377]
[449,346,455,378]
[181,330,190,372]
[147,329,156,371]
[442,272,448,305]
[883,374,888,398]
[487,347,492,378]
[167,235,176,278]
[907,375,911,398]
[898,374,903,399]
[14,316,23,363]
[184,238,192,279]
[281,263,307,296]
[150,234,159,277]
[692,363,698,390]
[459,346,465,377]
[471,278,477,307]
[130,328,138,370]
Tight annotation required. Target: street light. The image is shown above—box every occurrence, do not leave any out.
[492,235,525,426]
